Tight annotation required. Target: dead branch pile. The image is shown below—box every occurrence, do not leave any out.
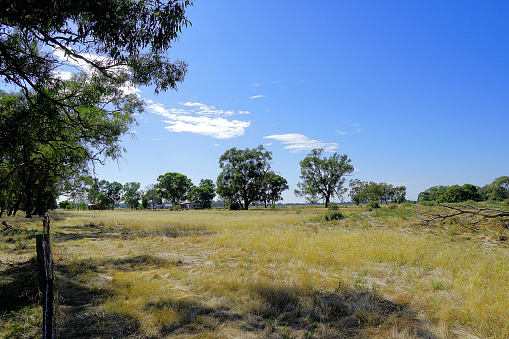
[417,203,509,227]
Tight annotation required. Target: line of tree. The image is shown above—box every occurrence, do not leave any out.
[418,176,509,203]
[349,180,407,205]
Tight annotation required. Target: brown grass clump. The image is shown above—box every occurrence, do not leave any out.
[1,205,509,338]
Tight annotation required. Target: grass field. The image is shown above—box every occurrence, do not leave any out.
[1,203,509,338]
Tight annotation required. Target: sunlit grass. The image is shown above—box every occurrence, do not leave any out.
[2,205,509,337]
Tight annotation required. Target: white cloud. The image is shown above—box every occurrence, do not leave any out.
[263,133,338,153]
[53,70,73,80]
[336,131,350,136]
[252,83,263,87]
[249,95,266,99]
[148,102,251,139]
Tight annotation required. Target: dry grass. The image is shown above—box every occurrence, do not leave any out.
[1,204,509,338]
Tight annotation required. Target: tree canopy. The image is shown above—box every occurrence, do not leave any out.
[1,0,191,95]
[295,149,354,208]
[156,172,193,207]
[216,145,274,210]
[0,1,191,216]
[349,180,406,205]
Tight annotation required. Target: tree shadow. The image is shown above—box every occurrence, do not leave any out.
[54,266,141,338]
[129,284,438,338]
[0,257,39,314]
[52,223,209,243]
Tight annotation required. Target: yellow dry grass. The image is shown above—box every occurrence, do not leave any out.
[2,205,509,338]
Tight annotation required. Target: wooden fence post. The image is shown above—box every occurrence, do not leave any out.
[36,212,54,339]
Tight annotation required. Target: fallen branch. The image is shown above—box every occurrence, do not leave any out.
[417,203,509,227]
[1,221,14,232]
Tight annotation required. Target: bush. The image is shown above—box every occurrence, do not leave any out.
[229,202,242,210]
[328,202,339,211]
[365,201,380,211]
[324,210,345,222]
[419,200,435,206]
[389,203,398,210]
[173,205,182,211]
[270,203,276,209]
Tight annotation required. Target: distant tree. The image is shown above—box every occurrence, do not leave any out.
[295,149,354,208]
[104,181,123,210]
[58,200,72,210]
[260,172,289,208]
[418,185,449,203]
[144,184,161,210]
[349,180,406,205]
[157,172,193,207]
[216,145,273,210]
[192,179,216,209]
[123,182,141,209]
[487,176,509,201]
[392,186,407,204]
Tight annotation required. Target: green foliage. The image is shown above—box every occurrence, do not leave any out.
[173,205,182,211]
[123,182,141,209]
[270,203,276,209]
[156,172,193,207]
[59,200,72,209]
[365,201,380,211]
[324,210,345,222]
[0,0,191,94]
[487,176,509,201]
[260,172,289,208]
[418,185,449,203]
[349,179,406,205]
[328,202,339,211]
[216,145,273,210]
[191,179,216,209]
[295,149,354,208]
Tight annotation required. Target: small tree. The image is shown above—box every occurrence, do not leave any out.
[295,149,354,208]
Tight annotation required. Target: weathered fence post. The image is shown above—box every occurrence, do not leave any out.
[36,212,54,339]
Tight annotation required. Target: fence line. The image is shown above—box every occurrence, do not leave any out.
[36,213,54,339]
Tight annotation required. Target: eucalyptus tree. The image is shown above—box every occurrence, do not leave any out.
[156,172,193,207]
[123,182,141,209]
[260,172,289,208]
[295,149,354,208]
[216,145,272,210]
[1,0,191,95]
[0,1,192,215]
[191,179,216,209]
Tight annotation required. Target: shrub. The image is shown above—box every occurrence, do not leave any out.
[229,202,242,210]
[328,203,339,211]
[324,210,345,222]
[270,203,276,209]
[389,203,398,210]
[419,200,435,206]
[365,201,380,211]
[173,205,182,211]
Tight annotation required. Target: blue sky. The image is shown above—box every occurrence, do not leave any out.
[81,1,509,202]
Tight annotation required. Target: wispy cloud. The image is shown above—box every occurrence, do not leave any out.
[147,101,251,139]
[252,83,263,87]
[249,95,266,99]
[263,133,338,153]
[336,131,351,136]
